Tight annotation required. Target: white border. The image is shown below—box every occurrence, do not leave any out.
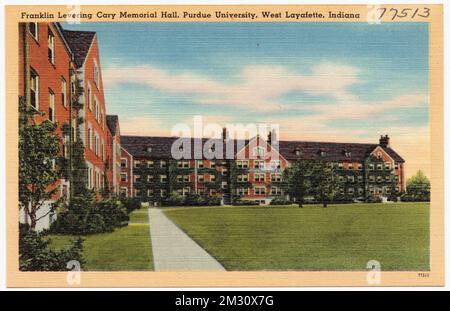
[0,0,447,291]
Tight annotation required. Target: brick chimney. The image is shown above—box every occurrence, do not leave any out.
[222,127,228,141]
[268,129,278,146]
[379,134,390,147]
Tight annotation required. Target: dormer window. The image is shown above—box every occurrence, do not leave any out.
[147,147,152,153]
[343,150,351,157]
[294,148,301,156]
[319,149,326,157]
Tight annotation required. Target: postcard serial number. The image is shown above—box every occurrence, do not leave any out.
[376,7,430,20]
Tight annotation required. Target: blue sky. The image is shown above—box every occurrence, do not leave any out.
[63,22,430,177]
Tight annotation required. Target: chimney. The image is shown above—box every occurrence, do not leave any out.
[379,134,390,147]
[222,127,228,141]
[268,129,278,146]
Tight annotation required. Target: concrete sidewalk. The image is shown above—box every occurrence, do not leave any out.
[148,208,225,271]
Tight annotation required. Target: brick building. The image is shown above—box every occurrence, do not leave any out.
[120,132,405,205]
[63,28,109,193]
[19,22,119,229]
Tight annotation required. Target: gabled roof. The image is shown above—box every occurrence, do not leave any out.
[62,29,96,67]
[106,115,119,136]
[120,135,405,163]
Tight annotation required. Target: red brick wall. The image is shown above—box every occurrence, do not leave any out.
[19,23,73,200]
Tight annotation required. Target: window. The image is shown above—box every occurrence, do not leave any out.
[121,158,127,168]
[338,163,343,169]
[295,148,301,156]
[30,69,39,109]
[339,176,345,182]
[377,164,383,170]
[255,186,266,195]
[237,174,249,182]
[48,28,55,64]
[270,187,282,195]
[178,160,190,168]
[221,168,228,176]
[87,127,92,149]
[347,176,355,183]
[87,84,92,111]
[147,160,154,168]
[377,176,383,183]
[120,173,127,182]
[48,90,55,122]
[210,161,216,169]
[94,60,100,87]
[348,163,353,170]
[385,162,391,170]
[197,160,204,168]
[134,175,141,182]
[386,175,391,182]
[177,175,189,182]
[198,175,204,182]
[160,189,167,197]
[270,160,281,170]
[29,23,38,40]
[134,189,141,197]
[61,78,67,107]
[369,175,375,182]
[147,175,154,182]
[236,160,249,169]
[134,160,141,168]
[253,146,266,157]
[357,176,363,183]
[357,163,363,170]
[121,187,128,197]
[94,96,99,120]
[222,181,228,189]
[368,164,374,170]
[147,189,154,197]
[394,163,399,170]
[254,160,265,170]
[271,173,282,182]
[210,175,216,182]
[160,175,167,183]
[255,173,265,182]
[358,188,364,195]
[348,187,354,194]
[160,161,167,168]
[236,188,248,196]
[62,135,69,158]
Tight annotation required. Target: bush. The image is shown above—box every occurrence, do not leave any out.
[161,193,222,207]
[365,195,383,203]
[400,193,430,202]
[50,191,129,235]
[19,223,84,271]
[233,199,259,206]
[331,194,354,204]
[270,197,292,205]
[120,197,142,213]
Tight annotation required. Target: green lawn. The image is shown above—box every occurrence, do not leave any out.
[47,207,153,271]
[164,203,429,271]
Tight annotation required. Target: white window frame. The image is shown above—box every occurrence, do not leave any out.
[30,68,39,110]
[61,77,67,107]
[48,27,55,64]
[48,90,55,122]
[120,173,127,182]
[29,23,39,40]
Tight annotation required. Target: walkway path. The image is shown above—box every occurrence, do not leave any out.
[148,208,225,271]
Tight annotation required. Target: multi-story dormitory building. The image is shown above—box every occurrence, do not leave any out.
[119,132,405,205]
[19,22,121,230]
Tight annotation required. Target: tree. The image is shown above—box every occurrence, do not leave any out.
[19,97,62,230]
[312,161,340,207]
[19,224,84,271]
[406,170,430,199]
[283,160,316,207]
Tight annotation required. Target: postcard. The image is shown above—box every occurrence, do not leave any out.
[5,4,443,287]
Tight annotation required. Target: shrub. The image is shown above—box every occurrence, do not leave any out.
[19,223,84,271]
[332,194,354,204]
[50,191,129,234]
[162,193,222,207]
[120,197,142,213]
[365,196,383,203]
[401,193,430,202]
[233,199,259,206]
[270,197,292,205]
